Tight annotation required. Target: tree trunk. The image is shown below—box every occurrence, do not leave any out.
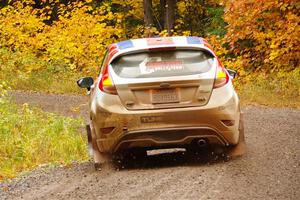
[160,0,166,30]
[143,0,154,37]
[164,0,176,36]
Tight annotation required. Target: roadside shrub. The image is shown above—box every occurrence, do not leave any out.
[0,0,125,73]
[0,47,81,94]
[223,0,299,72]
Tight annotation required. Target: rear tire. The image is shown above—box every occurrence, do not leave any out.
[114,149,147,169]
[122,149,147,161]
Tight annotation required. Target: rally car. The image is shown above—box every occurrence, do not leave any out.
[77,36,245,168]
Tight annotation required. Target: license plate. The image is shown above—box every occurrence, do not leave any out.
[152,89,179,104]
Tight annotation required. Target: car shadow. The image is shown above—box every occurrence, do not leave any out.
[113,148,230,170]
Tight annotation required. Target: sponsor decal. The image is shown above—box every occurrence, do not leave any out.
[140,116,163,123]
[139,58,184,74]
[117,40,134,50]
[186,36,204,44]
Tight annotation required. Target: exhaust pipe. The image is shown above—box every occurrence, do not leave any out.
[197,139,207,147]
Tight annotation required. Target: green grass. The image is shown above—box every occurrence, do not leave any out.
[237,71,300,108]
[0,70,84,94]
[0,98,89,180]
[239,84,300,108]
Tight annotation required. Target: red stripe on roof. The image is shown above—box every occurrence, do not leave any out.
[204,42,213,51]
[107,49,118,64]
[108,44,118,54]
[147,37,174,46]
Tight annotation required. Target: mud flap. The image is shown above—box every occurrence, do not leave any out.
[226,113,246,159]
[86,125,93,157]
[87,124,112,170]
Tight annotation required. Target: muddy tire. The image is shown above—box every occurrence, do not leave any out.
[114,149,147,168]
[122,149,147,161]
[132,149,147,160]
[86,125,93,157]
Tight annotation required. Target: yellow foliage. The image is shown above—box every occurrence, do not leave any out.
[0,1,126,73]
[223,0,299,72]
[0,0,298,87]
[44,3,125,72]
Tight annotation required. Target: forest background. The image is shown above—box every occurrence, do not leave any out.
[0,0,299,180]
[0,0,299,106]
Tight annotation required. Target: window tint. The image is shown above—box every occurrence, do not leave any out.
[111,50,214,78]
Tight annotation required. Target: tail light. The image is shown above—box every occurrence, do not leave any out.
[213,64,229,89]
[98,66,117,95]
[148,47,176,51]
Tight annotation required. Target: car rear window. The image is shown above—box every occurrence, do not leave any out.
[111,49,214,78]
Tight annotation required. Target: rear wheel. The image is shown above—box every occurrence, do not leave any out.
[114,149,147,168]
[121,149,147,161]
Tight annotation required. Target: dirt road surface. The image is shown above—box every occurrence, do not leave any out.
[1,91,299,200]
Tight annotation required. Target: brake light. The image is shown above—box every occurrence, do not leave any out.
[148,47,176,51]
[213,65,229,89]
[98,66,117,95]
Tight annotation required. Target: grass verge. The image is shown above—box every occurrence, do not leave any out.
[0,70,83,95]
[237,71,300,108]
[0,98,89,181]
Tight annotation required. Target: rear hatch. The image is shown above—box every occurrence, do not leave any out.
[109,49,216,110]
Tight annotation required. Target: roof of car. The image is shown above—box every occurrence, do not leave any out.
[112,36,211,51]
[105,36,215,65]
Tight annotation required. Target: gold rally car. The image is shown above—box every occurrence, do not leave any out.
[77,36,245,168]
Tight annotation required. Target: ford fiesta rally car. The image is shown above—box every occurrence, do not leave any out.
[77,36,245,169]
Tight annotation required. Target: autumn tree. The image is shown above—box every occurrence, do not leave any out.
[224,0,299,72]
[176,0,209,35]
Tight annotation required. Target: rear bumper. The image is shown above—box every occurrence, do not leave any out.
[113,126,228,152]
[90,82,240,153]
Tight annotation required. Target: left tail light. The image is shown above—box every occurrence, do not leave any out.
[98,66,117,95]
[213,64,229,89]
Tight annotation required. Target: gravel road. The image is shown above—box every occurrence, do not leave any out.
[1,91,299,200]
